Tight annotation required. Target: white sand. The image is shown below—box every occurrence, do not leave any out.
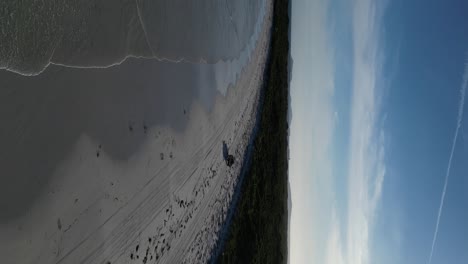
[0,0,272,263]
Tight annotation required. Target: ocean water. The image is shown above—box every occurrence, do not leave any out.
[0,0,262,75]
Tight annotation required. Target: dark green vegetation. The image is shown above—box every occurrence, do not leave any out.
[217,0,290,263]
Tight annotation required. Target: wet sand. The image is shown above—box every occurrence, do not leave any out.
[0,0,272,263]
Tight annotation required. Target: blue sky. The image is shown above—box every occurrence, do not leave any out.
[288,0,468,263]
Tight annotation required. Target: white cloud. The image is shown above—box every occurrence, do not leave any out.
[289,0,387,263]
[324,0,387,263]
[289,0,336,262]
[325,209,345,264]
[347,0,387,259]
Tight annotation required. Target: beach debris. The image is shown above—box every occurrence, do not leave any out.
[222,141,235,167]
[57,218,62,230]
[226,155,235,167]
[143,124,148,134]
[160,153,164,160]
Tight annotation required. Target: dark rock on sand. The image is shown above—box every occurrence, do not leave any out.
[226,155,235,167]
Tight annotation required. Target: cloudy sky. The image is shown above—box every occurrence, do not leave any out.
[288,0,468,263]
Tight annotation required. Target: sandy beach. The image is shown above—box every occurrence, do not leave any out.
[0,0,272,263]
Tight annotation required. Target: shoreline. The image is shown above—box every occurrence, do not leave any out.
[1,0,263,76]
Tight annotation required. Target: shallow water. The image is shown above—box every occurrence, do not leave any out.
[0,0,262,75]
